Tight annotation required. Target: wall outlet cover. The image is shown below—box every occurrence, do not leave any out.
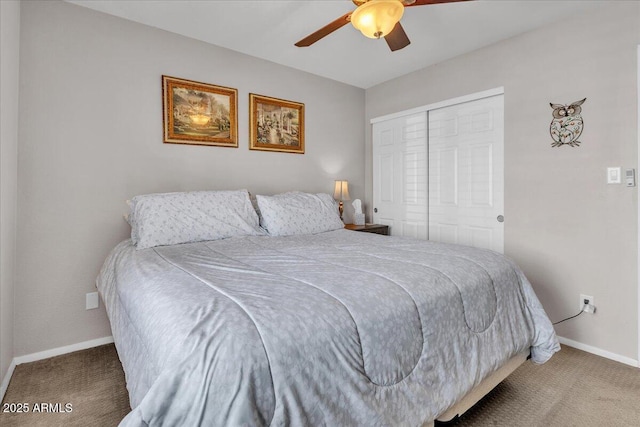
[86,292,99,310]
[580,294,594,312]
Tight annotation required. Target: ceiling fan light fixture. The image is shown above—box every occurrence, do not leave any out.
[351,0,404,39]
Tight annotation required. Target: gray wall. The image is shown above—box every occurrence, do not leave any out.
[365,3,639,359]
[15,1,364,356]
[0,0,20,382]
[11,0,640,363]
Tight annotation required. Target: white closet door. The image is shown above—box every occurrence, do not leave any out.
[428,95,504,253]
[372,112,428,238]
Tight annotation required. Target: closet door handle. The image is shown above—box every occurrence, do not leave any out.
[497,215,504,223]
[374,208,378,213]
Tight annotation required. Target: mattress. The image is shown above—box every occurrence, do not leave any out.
[96,229,560,426]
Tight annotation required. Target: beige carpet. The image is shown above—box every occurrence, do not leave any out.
[1,344,129,427]
[441,345,640,427]
[1,344,639,426]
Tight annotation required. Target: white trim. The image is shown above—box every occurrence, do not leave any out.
[0,358,17,402]
[14,336,114,365]
[637,44,640,370]
[0,336,114,401]
[370,86,504,124]
[558,336,639,368]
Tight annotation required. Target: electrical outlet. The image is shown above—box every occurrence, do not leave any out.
[86,292,99,310]
[580,294,595,314]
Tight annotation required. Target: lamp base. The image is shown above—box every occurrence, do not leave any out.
[338,201,344,220]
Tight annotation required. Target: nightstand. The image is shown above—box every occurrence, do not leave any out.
[344,223,389,236]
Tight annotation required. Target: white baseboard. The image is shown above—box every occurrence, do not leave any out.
[0,336,114,402]
[0,358,17,402]
[558,336,639,368]
[13,336,114,365]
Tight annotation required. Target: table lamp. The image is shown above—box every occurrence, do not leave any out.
[333,180,350,220]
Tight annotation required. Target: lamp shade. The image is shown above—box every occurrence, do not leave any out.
[351,0,404,39]
[333,180,351,201]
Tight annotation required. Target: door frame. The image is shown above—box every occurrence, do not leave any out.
[371,87,505,246]
[636,44,639,367]
[370,87,504,125]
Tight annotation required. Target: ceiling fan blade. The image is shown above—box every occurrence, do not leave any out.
[405,0,473,7]
[385,22,410,51]
[295,12,352,47]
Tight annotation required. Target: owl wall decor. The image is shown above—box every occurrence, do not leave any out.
[549,98,586,147]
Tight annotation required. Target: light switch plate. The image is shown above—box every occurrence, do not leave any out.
[625,168,635,187]
[607,167,621,184]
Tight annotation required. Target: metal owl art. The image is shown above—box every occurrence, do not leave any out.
[549,98,586,147]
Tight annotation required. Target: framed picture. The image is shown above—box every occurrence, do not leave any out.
[249,94,305,154]
[163,75,238,147]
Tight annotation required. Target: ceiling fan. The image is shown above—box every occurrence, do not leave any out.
[295,0,472,52]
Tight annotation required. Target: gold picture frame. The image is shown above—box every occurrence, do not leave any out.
[249,93,305,154]
[163,75,238,147]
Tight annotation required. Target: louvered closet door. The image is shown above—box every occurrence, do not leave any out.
[428,95,504,253]
[372,112,428,238]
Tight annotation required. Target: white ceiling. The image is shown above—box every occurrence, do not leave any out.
[66,0,608,89]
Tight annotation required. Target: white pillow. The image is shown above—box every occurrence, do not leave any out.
[129,190,264,249]
[256,192,344,236]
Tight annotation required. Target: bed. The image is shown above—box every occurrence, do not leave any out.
[98,190,560,426]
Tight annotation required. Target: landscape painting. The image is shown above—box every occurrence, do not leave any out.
[249,94,304,154]
[163,76,237,147]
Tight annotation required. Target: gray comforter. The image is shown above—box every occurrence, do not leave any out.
[97,229,560,426]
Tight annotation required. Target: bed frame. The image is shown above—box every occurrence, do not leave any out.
[423,351,530,426]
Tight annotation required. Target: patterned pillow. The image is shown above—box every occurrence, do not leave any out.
[256,192,344,236]
[129,190,264,249]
